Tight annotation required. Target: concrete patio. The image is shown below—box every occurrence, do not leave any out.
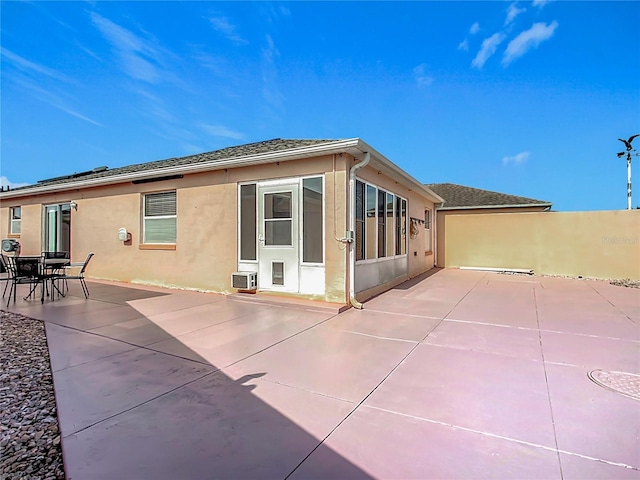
[4,268,639,479]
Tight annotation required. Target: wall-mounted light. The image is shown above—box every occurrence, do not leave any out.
[69,201,78,211]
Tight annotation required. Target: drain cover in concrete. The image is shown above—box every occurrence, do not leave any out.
[588,370,640,401]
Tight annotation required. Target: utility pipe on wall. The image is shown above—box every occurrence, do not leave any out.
[348,151,370,309]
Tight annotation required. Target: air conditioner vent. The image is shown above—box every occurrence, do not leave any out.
[232,272,257,290]
[1,239,20,253]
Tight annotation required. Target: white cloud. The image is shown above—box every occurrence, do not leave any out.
[90,12,163,83]
[0,176,31,189]
[502,151,530,166]
[472,33,506,69]
[199,124,245,140]
[533,0,550,8]
[208,15,247,44]
[261,35,284,114]
[1,48,72,83]
[470,22,480,35]
[6,72,102,126]
[502,21,559,66]
[413,64,434,88]
[505,3,526,26]
[458,39,469,51]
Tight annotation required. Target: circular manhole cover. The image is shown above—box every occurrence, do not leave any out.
[588,370,640,401]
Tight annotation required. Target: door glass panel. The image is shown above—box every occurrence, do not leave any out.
[272,262,284,285]
[265,220,292,246]
[265,192,292,219]
[264,192,292,246]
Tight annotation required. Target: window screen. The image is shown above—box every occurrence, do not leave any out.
[240,184,257,260]
[303,177,323,263]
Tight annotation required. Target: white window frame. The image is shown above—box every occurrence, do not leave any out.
[425,208,432,252]
[238,182,258,263]
[300,175,325,266]
[9,206,21,235]
[143,191,177,244]
[355,178,407,265]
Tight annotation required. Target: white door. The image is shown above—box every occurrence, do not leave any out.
[257,183,299,292]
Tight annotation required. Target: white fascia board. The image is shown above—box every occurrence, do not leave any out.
[437,203,552,211]
[0,137,444,204]
[0,138,364,200]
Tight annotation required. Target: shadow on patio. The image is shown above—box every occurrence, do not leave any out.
[4,280,372,480]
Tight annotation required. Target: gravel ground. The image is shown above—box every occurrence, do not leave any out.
[1,311,65,480]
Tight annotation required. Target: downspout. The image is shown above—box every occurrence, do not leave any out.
[348,151,370,309]
[434,206,438,267]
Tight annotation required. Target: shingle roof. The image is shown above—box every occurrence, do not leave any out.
[18,138,338,190]
[425,183,551,209]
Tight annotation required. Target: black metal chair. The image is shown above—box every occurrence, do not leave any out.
[59,252,94,298]
[42,251,70,299]
[1,254,13,299]
[6,256,46,307]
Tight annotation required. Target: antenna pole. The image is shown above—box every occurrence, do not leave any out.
[628,152,632,210]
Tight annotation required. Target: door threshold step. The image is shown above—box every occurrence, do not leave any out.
[227,292,349,314]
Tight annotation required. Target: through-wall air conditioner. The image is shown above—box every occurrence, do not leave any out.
[1,239,20,253]
[231,272,257,290]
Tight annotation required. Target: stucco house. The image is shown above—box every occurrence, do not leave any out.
[425,183,552,268]
[0,138,443,307]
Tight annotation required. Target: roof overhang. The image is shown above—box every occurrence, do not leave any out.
[0,138,445,204]
[437,203,552,211]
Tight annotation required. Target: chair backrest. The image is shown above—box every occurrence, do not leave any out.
[14,257,41,278]
[0,254,10,275]
[79,252,94,275]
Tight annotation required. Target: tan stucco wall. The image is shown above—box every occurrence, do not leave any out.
[0,154,355,303]
[1,153,438,302]
[445,210,640,280]
[435,206,549,267]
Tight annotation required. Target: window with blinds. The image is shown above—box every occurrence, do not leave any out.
[143,191,177,244]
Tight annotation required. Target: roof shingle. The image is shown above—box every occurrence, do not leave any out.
[24,138,337,190]
[426,183,551,209]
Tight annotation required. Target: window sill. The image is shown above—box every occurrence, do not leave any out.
[7,234,20,238]
[139,244,176,251]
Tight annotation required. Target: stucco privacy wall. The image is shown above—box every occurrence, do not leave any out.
[435,206,549,268]
[0,154,352,303]
[445,210,640,280]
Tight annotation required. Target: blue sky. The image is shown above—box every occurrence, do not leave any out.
[2,1,639,211]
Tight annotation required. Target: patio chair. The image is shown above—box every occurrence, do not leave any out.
[42,251,70,299]
[6,256,46,307]
[59,252,94,298]
[1,254,13,299]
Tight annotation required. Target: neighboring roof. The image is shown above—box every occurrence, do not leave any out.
[0,138,444,204]
[426,183,551,210]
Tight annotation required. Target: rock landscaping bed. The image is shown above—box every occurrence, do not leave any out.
[1,311,65,480]
[610,278,640,288]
